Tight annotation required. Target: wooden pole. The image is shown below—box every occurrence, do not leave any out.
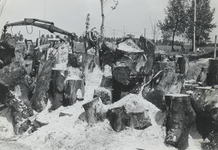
[193,0,196,53]
[214,35,217,59]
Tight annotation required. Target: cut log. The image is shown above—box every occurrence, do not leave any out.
[0,62,27,87]
[190,87,218,139]
[82,97,106,125]
[106,106,130,132]
[64,79,85,106]
[142,69,185,110]
[175,56,186,74]
[50,70,66,110]
[30,56,55,112]
[165,94,195,150]
[5,88,34,135]
[206,59,218,86]
[107,94,152,131]
[100,75,113,88]
[128,111,151,130]
[93,87,112,105]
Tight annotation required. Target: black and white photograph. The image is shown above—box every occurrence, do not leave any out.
[0,0,218,149]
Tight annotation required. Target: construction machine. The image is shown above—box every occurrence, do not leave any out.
[2,18,76,49]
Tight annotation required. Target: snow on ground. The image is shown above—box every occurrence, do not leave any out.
[0,66,203,150]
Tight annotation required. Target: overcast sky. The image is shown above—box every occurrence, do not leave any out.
[0,0,218,42]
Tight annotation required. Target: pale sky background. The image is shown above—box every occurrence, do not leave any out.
[0,0,218,42]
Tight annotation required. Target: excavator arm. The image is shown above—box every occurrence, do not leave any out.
[2,18,75,40]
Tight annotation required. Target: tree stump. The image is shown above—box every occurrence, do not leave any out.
[82,97,106,125]
[107,106,130,132]
[0,62,27,87]
[50,70,66,110]
[165,94,195,150]
[93,87,112,105]
[128,111,151,130]
[100,75,113,88]
[190,87,218,139]
[175,56,186,74]
[30,57,55,112]
[207,59,218,86]
[64,79,85,106]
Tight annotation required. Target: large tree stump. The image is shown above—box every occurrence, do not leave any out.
[82,97,106,125]
[165,94,195,150]
[106,106,130,132]
[30,57,55,112]
[207,59,218,86]
[94,87,112,105]
[50,70,66,110]
[0,62,27,87]
[175,56,186,74]
[100,75,113,88]
[190,87,218,139]
[128,110,151,130]
[64,79,85,106]
[5,88,33,135]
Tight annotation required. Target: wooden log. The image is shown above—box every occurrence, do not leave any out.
[190,87,218,139]
[0,62,27,87]
[82,97,106,125]
[165,94,195,150]
[175,56,186,74]
[50,70,66,110]
[5,88,33,135]
[93,87,112,105]
[100,75,113,88]
[64,79,85,106]
[206,59,218,86]
[30,56,55,112]
[128,111,151,130]
[106,106,130,132]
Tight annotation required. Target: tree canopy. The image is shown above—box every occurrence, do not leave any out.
[158,0,216,49]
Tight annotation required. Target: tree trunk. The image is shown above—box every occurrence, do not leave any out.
[106,106,130,132]
[0,63,27,87]
[82,97,106,125]
[94,87,112,105]
[64,79,85,106]
[50,70,66,110]
[175,56,186,74]
[100,75,113,88]
[128,111,151,130]
[165,94,195,150]
[206,59,218,86]
[30,57,55,112]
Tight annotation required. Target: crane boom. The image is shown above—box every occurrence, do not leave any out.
[2,18,75,40]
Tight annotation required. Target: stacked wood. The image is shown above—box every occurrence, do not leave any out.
[165,94,195,150]
[82,97,107,125]
[206,59,218,86]
[30,55,55,112]
[190,87,218,139]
